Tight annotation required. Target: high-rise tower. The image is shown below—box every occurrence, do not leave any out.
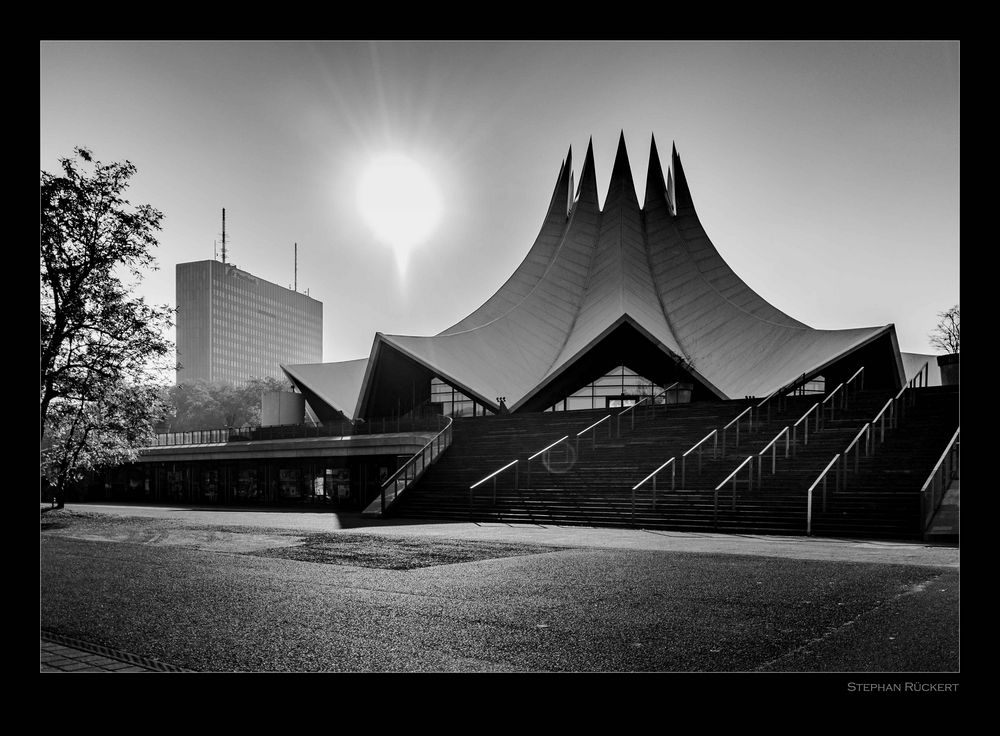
[175,259,322,385]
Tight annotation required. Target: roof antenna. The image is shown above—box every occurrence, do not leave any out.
[294,242,298,292]
[221,208,227,264]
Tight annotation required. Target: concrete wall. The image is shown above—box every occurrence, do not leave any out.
[261,391,305,427]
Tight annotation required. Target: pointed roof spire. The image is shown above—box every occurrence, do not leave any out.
[666,167,675,216]
[643,133,668,211]
[544,149,572,219]
[564,146,574,215]
[575,137,600,211]
[671,142,694,212]
[606,130,638,208]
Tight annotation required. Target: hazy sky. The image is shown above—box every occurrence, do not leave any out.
[40,41,959,363]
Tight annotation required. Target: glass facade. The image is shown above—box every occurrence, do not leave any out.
[790,376,826,395]
[546,365,678,412]
[79,455,401,511]
[430,377,496,417]
[176,260,323,385]
[430,367,688,416]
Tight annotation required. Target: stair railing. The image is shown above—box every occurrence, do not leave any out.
[469,459,519,507]
[721,406,753,455]
[714,455,754,522]
[757,426,790,485]
[752,387,784,428]
[845,366,865,403]
[648,381,683,414]
[616,382,681,437]
[908,361,930,389]
[378,415,454,515]
[806,453,841,535]
[814,385,910,499]
[870,398,894,445]
[919,427,960,531]
[681,429,718,486]
[631,457,676,515]
[896,384,917,416]
[522,435,571,490]
[576,414,612,453]
[840,423,871,489]
[821,381,846,422]
[791,402,822,456]
[818,366,863,425]
[481,400,651,498]
[893,386,907,427]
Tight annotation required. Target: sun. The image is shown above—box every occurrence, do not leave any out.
[357,152,442,271]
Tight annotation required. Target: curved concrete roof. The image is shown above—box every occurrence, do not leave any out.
[282,358,368,421]
[287,133,901,419]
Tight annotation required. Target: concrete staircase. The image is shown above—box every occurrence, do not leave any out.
[810,386,960,540]
[388,387,959,541]
[624,391,894,534]
[388,401,750,525]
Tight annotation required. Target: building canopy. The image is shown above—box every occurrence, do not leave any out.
[285,133,903,421]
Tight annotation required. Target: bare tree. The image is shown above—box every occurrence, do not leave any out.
[929,305,960,354]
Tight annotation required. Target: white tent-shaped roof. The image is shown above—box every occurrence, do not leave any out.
[286,133,904,421]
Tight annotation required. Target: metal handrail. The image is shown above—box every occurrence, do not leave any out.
[756,387,781,409]
[821,381,846,421]
[821,387,909,498]
[919,427,960,530]
[616,381,681,436]
[716,455,754,492]
[723,406,753,430]
[721,406,753,454]
[379,415,454,514]
[845,366,865,399]
[470,459,519,490]
[469,458,519,506]
[806,453,841,535]
[631,457,676,514]
[714,455,754,522]
[908,361,930,389]
[576,414,612,452]
[529,435,571,461]
[753,387,783,426]
[870,398,893,444]
[757,426,790,483]
[791,402,821,454]
[153,411,457,448]
[840,423,871,487]
[843,422,869,453]
[892,385,910,427]
[681,429,718,486]
[633,458,677,492]
[523,434,571,489]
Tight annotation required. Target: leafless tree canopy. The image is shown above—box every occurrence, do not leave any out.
[929,305,960,354]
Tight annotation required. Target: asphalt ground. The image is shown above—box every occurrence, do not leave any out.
[40,503,960,677]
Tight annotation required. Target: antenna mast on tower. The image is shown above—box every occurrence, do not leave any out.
[294,242,298,292]
[221,208,227,264]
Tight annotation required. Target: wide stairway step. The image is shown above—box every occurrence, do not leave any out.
[386,387,958,541]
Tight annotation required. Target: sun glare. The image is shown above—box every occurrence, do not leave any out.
[357,153,442,271]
